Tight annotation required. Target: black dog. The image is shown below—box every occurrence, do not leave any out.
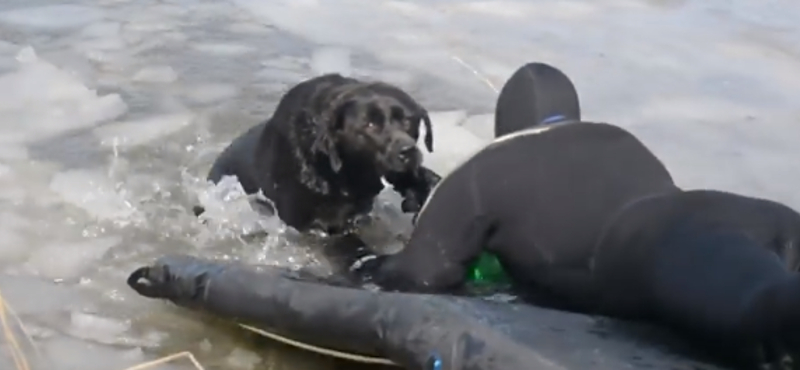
[196,74,440,234]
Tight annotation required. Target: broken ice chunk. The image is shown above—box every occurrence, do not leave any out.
[24,236,120,280]
[94,113,194,149]
[132,65,179,83]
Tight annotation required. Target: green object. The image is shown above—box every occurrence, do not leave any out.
[468,252,510,284]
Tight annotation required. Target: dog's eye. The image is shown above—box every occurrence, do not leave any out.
[404,119,418,133]
[366,122,378,130]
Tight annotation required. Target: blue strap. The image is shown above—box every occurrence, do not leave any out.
[426,352,443,370]
[540,114,567,125]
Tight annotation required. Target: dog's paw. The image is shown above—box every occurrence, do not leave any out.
[350,254,386,283]
[403,167,441,213]
[401,197,422,213]
[421,167,442,187]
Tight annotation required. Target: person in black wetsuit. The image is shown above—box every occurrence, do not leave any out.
[348,61,680,295]
[346,62,800,369]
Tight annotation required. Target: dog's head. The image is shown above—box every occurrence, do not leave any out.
[311,82,433,174]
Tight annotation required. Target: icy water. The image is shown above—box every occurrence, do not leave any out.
[0,0,798,369]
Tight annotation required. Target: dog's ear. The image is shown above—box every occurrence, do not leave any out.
[421,112,433,152]
[312,130,343,172]
[312,99,354,173]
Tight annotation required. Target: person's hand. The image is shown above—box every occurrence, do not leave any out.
[349,253,387,284]
[127,254,222,303]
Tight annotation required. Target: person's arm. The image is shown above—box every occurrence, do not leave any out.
[358,164,491,293]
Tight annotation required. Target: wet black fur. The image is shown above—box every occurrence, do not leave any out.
[198,73,440,234]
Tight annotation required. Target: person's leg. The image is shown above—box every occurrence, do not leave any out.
[494,62,581,137]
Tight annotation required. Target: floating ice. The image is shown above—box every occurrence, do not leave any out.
[49,169,140,223]
[225,347,263,370]
[80,21,122,39]
[199,339,212,352]
[192,43,256,56]
[0,160,61,206]
[25,236,120,280]
[0,59,14,74]
[228,22,272,35]
[183,83,239,104]
[0,274,82,315]
[0,226,28,263]
[147,3,191,18]
[73,37,128,54]
[43,336,149,370]
[0,41,18,72]
[123,12,177,33]
[310,46,352,76]
[94,112,194,149]
[421,110,488,176]
[132,65,179,83]
[0,163,10,178]
[126,32,188,56]
[0,145,28,160]
[0,5,105,32]
[460,113,494,141]
[0,40,18,52]
[227,0,485,91]
[360,197,412,254]
[366,68,416,87]
[186,170,324,266]
[260,55,308,71]
[190,174,283,238]
[255,68,308,85]
[0,46,127,143]
[68,311,132,345]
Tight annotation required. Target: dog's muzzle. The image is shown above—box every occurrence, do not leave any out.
[398,145,417,164]
[385,143,421,172]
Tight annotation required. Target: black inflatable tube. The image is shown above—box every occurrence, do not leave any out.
[172,263,545,369]
[128,256,721,370]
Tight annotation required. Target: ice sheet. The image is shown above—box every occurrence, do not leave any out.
[0,274,84,315]
[132,65,179,83]
[0,5,104,32]
[24,236,120,280]
[461,113,494,141]
[182,83,240,104]
[192,43,257,56]
[68,311,132,345]
[41,336,160,370]
[94,112,195,149]
[225,347,263,370]
[422,110,488,176]
[49,169,141,223]
[310,47,352,76]
[229,0,800,207]
[0,47,128,144]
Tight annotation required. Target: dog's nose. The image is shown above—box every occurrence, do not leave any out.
[398,145,416,161]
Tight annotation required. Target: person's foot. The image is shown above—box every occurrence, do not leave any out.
[735,276,800,370]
